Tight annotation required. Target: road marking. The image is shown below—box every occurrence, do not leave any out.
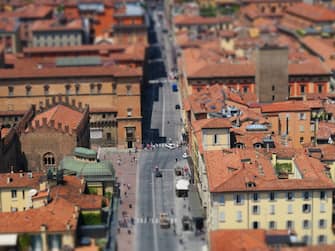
[151,172,159,251]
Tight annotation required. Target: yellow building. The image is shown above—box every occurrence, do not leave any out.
[0,65,142,148]
[0,172,45,212]
[204,149,335,245]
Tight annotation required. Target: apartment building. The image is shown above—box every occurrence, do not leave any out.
[204,149,335,245]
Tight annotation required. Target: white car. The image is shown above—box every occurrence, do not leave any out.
[165,143,177,150]
[182,152,188,159]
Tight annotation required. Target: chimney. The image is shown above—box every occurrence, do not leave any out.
[40,224,47,232]
[64,125,69,133]
[50,120,55,128]
[71,99,76,107]
[19,172,24,178]
[6,177,12,184]
[57,122,62,130]
[28,172,33,179]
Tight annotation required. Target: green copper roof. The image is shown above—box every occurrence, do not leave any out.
[60,156,115,179]
[74,147,97,159]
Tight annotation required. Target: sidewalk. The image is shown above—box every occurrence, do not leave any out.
[102,149,138,251]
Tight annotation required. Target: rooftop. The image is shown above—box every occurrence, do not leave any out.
[261,101,310,113]
[32,18,83,32]
[174,15,232,25]
[286,3,335,23]
[0,172,42,189]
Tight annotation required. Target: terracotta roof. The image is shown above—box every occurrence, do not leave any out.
[286,3,335,23]
[0,197,77,233]
[210,229,269,251]
[0,65,142,79]
[317,122,335,140]
[261,101,310,113]
[32,18,83,32]
[0,172,43,189]
[32,104,84,130]
[50,176,103,210]
[174,15,232,25]
[0,17,18,32]
[15,4,53,19]
[204,149,334,193]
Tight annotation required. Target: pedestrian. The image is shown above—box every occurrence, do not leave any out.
[127,184,131,190]
[129,149,131,155]
[117,159,121,166]
[176,158,178,162]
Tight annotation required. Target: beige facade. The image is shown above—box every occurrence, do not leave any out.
[0,67,142,148]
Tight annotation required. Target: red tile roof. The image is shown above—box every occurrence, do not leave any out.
[261,101,310,113]
[210,229,269,251]
[0,197,77,233]
[32,18,83,32]
[286,3,335,23]
[0,65,142,79]
[50,176,103,210]
[0,17,18,32]
[16,4,53,19]
[0,172,43,189]
[174,15,232,26]
[204,149,334,193]
[32,104,84,130]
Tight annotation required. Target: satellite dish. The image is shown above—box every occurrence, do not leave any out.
[28,189,37,197]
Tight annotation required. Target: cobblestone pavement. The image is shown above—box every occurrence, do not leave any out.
[100,148,138,251]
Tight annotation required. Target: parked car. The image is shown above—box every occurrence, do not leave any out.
[175,104,180,110]
[182,152,188,159]
[165,143,177,150]
[155,170,163,178]
[160,213,170,228]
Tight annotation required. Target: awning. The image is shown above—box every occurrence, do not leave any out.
[175,179,190,190]
[189,185,205,219]
[0,234,17,246]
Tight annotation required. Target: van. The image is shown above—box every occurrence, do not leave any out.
[172,83,178,92]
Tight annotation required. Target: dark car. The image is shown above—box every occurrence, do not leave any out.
[155,170,163,178]
[175,104,180,110]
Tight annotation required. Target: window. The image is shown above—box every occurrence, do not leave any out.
[287,204,293,214]
[126,85,132,95]
[299,125,304,132]
[287,192,294,201]
[26,85,31,96]
[318,235,326,244]
[303,220,310,229]
[112,83,117,94]
[252,205,260,215]
[11,190,17,199]
[318,85,322,93]
[302,204,311,213]
[43,152,55,168]
[253,193,258,201]
[44,85,49,95]
[8,86,14,96]
[269,192,276,201]
[75,84,80,95]
[299,113,306,120]
[90,83,95,94]
[272,95,275,101]
[236,211,242,222]
[320,191,326,200]
[219,195,225,204]
[286,220,294,229]
[303,191,310,200]
[300,85,305,94]
[219,211,225,222]
[269,221,276,229]
[126,127,135,140]
[65,84,71,95]
[97,83,102,94]
[319,219,326,228]
[303,235,310,245]
[252,221,259,229]
[243,86,248,93]
[127,108,132,117]
[300,137,304,144]
[213,134,218,144]
[320,203,326,213]
[272,85,275,91]
[22,190,25,199]
[269,204,275,215]
[235,194,243,205]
